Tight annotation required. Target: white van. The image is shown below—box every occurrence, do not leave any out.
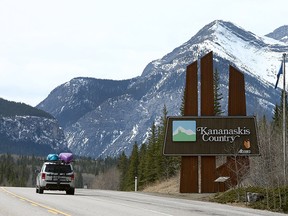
[36,161,75,195]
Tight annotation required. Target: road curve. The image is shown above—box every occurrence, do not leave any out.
[0,187,286,216]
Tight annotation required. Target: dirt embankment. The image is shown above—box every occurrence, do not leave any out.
[142,173,214,201]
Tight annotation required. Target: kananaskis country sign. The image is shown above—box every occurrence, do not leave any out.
[163,116,259,156]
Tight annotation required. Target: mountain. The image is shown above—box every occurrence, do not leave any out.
[266,25,288,43]
[37,20,287,158]
[173,127,195,136]
[0,98,68,155]
[37,78,135,127]
[0,98,53,118]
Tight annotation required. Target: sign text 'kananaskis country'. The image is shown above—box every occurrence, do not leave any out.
[197,126,250,143]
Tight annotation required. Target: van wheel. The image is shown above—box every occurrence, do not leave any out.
[66,188,75,195]
[39,188,44,194]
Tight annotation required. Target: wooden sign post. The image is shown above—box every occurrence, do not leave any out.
[178,51,251,193]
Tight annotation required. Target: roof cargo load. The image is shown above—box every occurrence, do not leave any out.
[59,153,73,163]
[47,154,59,161]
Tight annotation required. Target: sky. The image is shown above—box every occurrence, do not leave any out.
[0,0,287,106]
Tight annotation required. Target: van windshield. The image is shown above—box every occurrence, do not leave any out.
[45,164,72,173]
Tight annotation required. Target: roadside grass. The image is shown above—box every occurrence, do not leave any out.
[142,173,288,214]
[212,186,288,213]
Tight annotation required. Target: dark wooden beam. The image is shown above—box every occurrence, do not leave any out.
[200,51,216,193]
[180,61,199,193]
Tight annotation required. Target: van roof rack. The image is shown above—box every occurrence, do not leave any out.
[44,160,72,164]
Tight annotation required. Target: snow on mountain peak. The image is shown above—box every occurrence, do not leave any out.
[185,20,287,87]
[266,25,288,43]
[173,126,195,136]
[142,20,287,88]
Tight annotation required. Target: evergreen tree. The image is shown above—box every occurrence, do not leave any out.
[273,90,288,130]
[213,68,223,116]
[273,104,281,129]
[154,106,168,179]
[118,151,129,190]
[0,161,3,184]
[125,142,139,190]
[144,122,158,183]
[159,105,180,179]
[138,143,147,188]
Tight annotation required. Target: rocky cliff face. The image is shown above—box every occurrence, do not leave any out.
[0,98,68,156]
[37,20,287,158]
[266,25,288,43]
[0,116,68,155]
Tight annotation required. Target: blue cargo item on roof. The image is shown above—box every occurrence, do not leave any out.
[47,154,59,161]
[59,153,73,163]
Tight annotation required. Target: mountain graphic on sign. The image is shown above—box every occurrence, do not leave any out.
[173,126,196,142]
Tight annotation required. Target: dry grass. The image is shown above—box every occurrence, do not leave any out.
[142,174,180,194]
[142,173,213,201]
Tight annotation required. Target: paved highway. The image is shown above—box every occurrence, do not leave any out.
[0,187,286,216]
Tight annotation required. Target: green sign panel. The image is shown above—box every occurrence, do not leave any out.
[163,116,259,156]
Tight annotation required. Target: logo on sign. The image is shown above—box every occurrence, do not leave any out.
[172,120,196,142]
[238,139,251,154]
